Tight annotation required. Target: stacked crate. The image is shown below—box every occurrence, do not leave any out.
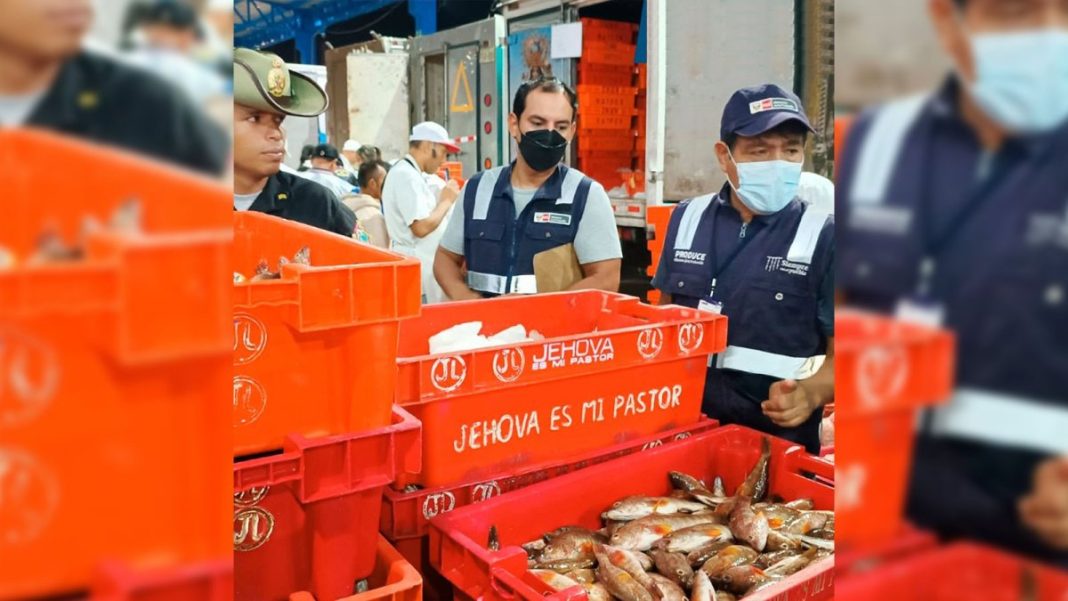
[575,18,640,188]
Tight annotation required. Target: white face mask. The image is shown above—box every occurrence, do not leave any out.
[965,29,1068,133]
[726,148,803,214]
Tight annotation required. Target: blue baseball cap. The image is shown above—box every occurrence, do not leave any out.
[720,84,813,141]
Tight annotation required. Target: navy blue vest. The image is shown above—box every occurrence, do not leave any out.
[656,191,834,452]
[462,164,592,296]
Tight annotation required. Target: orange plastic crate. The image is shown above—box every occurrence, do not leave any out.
[577,63,636,87]
[393,291,727,488]
[576,111,637,130]
[835,311,955,547]
[577,128,637,152]
[580,41,637,66]
[232,211,421,456]
[580,18,637,44]
[90,559,232,601]
[0,130,232,599]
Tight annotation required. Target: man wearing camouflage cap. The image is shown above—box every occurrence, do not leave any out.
[232,48,355,236]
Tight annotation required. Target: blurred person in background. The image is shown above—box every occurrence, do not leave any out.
[383,121,462,304]
[343,159,391,248]
[122,0,228,107]
[232,48,355,236]
[358,145,382,164]
[0,0,227,175]
[303,143,357,199]
[652,84,834,455]
[298,143,315,171]
[838,0,1068,565]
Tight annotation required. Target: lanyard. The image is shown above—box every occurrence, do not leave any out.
[706,200,762,299]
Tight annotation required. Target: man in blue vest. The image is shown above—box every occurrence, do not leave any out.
[434,78,622,299]
[838,0,1068,563]
[652,84,835,454]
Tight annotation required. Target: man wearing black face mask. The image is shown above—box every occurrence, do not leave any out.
[435,79,623,299]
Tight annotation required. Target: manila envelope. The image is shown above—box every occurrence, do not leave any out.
[533,243,583,293]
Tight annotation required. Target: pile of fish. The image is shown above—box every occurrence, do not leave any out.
[516,438,834,600]
[234,246,311,283]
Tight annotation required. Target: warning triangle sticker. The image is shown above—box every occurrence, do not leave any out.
[450,63,475,113]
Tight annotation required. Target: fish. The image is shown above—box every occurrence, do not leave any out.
[799,536,834,551]
[546,525,596,540]
[712,477,727,498]
[753,550,800,570]
[648,573,688,601]
[670,472,728,506]
[714,593,737,601]
[531,570,580,591]
[783,498,814,511]
[605,496,710,521]
[611,514,719,551]
[764,530,802,553]
[742,577,783,597]
[537,529,606,564]
[717,565,769,595]
[488,525,500,552]
[110,199,142,233]
[752,504,800,531]
[250,259,279,281]
[292,246,311,265]
[735,437,771,502]
[686,540,734,567]
[585,582,613,601]
[657,524,734,554]
[728,498,769,552]
[763,548,820,579]
[567,569,597,584]
[601,545,663,600]
[690,569,717,601]
[783,511,832,536]
[700,546,759,580]
[234,272,247,283]
[651,549,695,590]
[522,538,547,555]
[532,558,595,571]
[595,545,656,601]
[806,527,834,540]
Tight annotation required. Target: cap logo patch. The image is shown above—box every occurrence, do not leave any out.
[267,57,288,98]
[749,97,799,114]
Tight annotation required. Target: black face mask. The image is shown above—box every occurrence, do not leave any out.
[517,129,568,172]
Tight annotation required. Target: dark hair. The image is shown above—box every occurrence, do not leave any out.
[513,78,578,122]
[723,120,810,150]
[299,144,315,162]
[357,145,381,163]
[357,159,389,189]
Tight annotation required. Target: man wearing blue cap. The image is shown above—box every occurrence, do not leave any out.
[651,84,834,453]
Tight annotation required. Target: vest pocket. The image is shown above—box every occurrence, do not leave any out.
[662,271,712,300]
[736,282,819,356]
[523,223,575,256]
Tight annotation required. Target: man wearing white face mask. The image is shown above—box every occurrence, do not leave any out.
[838,0,1068,562]
[652,84,835,454]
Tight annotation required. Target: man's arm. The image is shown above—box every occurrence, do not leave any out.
[658,293,673,306]
[1019,457,1068,550]
[435,247,481,301]
[411,180,459,238]
[567,258,622,293]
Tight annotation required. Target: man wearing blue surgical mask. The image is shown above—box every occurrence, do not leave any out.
[838,0,1068,563]
[652,84,835,454]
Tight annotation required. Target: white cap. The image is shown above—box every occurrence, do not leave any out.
[409,121,460,153]
[342,139,362,152]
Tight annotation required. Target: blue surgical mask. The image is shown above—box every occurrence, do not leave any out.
[967,30,1068,134]
[727,150,802,214]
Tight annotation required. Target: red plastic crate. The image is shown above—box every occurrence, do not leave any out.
[577,63,637,87]
[288,537,424,601]
[428,426,835,601]
[232,211,421,455]
[835,525,937,578]
[835,311,955,547]
[581,41,637,66]
[580,18,637,44]
[836,543,1068,600]
[391,537,452,601]
[394,291,726,488]
[0,130,232,599]
[380,417,718,541]
[234,406,421,601]
[90,559,232,601]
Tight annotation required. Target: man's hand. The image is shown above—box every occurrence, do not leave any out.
[439,180,460,205]
[762,380,820,428]
[1019,456,1068,550]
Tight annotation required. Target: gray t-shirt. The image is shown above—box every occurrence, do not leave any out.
[440,176,622,265]
[0,91,45,127]
[234,191,260,211]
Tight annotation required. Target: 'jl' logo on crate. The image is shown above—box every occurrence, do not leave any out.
[233,314,267,366]
[431,356,467,393]
[0,328,60,428]
[233,506,274,552]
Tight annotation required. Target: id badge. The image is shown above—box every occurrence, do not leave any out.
[698,299,723,314]
[895,297,945,327]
